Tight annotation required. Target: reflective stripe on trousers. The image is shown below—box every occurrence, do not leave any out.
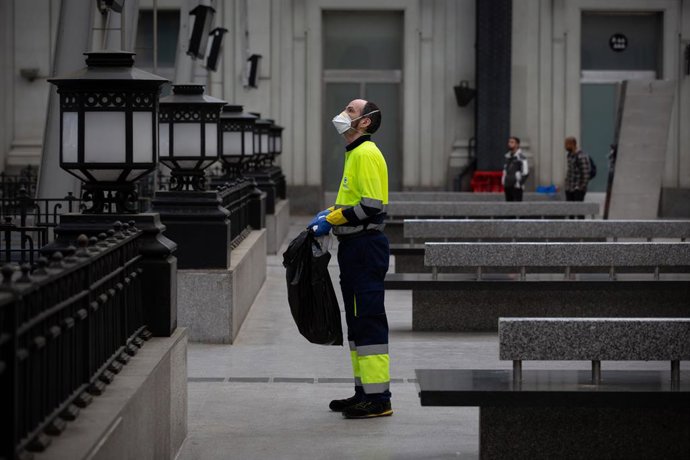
[339,232,391,401]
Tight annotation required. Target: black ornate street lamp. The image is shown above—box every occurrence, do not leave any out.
[158,84,226,191]
[250,115,273,167]
[48,51,168,213]
[269,122,284,164]
[219,104,257,176]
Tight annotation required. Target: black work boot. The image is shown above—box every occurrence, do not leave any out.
[329,395,362,412]
[342,400,393,419]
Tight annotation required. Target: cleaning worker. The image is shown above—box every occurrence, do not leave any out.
[308,98,391,419]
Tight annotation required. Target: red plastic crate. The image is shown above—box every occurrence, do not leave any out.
[470,171,504,193]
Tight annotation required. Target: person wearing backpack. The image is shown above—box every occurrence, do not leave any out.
[564,136,591,201]
[501,136,529,201]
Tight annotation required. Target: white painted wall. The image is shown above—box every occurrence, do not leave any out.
[5,0,61,170]
[4,0,688,193]
[513,0,688,190]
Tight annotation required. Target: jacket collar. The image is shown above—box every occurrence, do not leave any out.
[505,148,522,158]
[346,135,371,152]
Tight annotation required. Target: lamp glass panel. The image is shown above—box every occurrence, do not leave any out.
[87,169,124,181]
[62,112,79,163]
[205,124,218,157]
[173,123,202,157]
[125,169,150,181]
[223,131,243,156]
[244,131,254,155]
[276,135,282,153]
[261,133,270,154]
[159,123,170,158]
[133,112,153,163]
[84,112,126,163]
[69,170,89,182]
[177,160,200,169]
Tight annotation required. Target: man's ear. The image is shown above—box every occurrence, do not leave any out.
[358,116,371,132]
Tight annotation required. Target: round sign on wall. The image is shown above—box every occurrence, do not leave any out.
[609,33,628,52]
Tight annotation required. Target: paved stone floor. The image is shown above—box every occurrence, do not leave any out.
[178,217,686,460]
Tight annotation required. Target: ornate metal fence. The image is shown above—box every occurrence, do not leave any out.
[1,221,150,459]
[218,177,254,248]
[0,188,82,266]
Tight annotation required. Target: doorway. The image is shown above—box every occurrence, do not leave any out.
[580,11,662,192]
[322,11,403,192]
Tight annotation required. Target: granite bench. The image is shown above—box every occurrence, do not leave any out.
[416,317,690,458]
[324,191,563,205]
[385,242,690,331]
[384,201,600,243]
[500,317,690,384]
[392,219,690,273]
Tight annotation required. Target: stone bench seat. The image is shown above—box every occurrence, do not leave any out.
[499,318,690,384]
[387,201,599,218]
[415,318,690,457]
[404,219,690,241]
[386,242,690,331]
[425,241,690,273]
[324,191,562,204]
[383,202,600,243]
[392,219,690,273]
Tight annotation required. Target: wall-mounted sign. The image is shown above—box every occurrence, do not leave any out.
[609,33,628,52]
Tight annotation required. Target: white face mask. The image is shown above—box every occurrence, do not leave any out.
[331,110,380,135]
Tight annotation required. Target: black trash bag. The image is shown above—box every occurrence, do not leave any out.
[282,230,343,346]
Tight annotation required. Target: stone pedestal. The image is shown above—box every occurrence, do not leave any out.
[177,229,266,343]
[245,169,277,214]
[152,190,232,270]
[266,198,290,254]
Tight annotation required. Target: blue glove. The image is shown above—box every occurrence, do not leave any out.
[310,215,332,236]
[308,209,331,228]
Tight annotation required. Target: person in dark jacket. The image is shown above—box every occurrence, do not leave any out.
[564,136,591,201]
[502,136,529,201]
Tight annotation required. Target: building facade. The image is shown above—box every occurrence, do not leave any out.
[1,0,689,211]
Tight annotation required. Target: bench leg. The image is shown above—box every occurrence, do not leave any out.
[592,360,601,385]
[513,360,522,386]
[672,360,680,386]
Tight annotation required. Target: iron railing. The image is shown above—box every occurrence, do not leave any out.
[0,166,38,202]
[1,222,150,459]
[218,177,255,247]
[0,189,82,265]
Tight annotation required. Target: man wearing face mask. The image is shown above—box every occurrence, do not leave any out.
[307,99,391,419]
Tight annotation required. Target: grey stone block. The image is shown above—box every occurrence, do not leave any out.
[325,191,563,204]
[480,406,690,460]
[36,328,188,460]
[424,242,690,268]
[177,229,267,343]
[266,198,290,254]
[387,201,599,218]
[404,219,690,240]
[412,285,690,332]
[499,318,690,361]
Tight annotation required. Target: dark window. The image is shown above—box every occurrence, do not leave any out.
[135,9,180,69]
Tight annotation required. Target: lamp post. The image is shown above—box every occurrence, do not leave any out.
[268,122,286,199]
[46,51,178,337]
[247,114,271,168]
[219,104,257,177]
[153,87,257,270]
[158,83,226,191]
[48,51,168,213]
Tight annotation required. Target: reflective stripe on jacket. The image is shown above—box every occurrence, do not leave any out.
[327,136,389,236]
